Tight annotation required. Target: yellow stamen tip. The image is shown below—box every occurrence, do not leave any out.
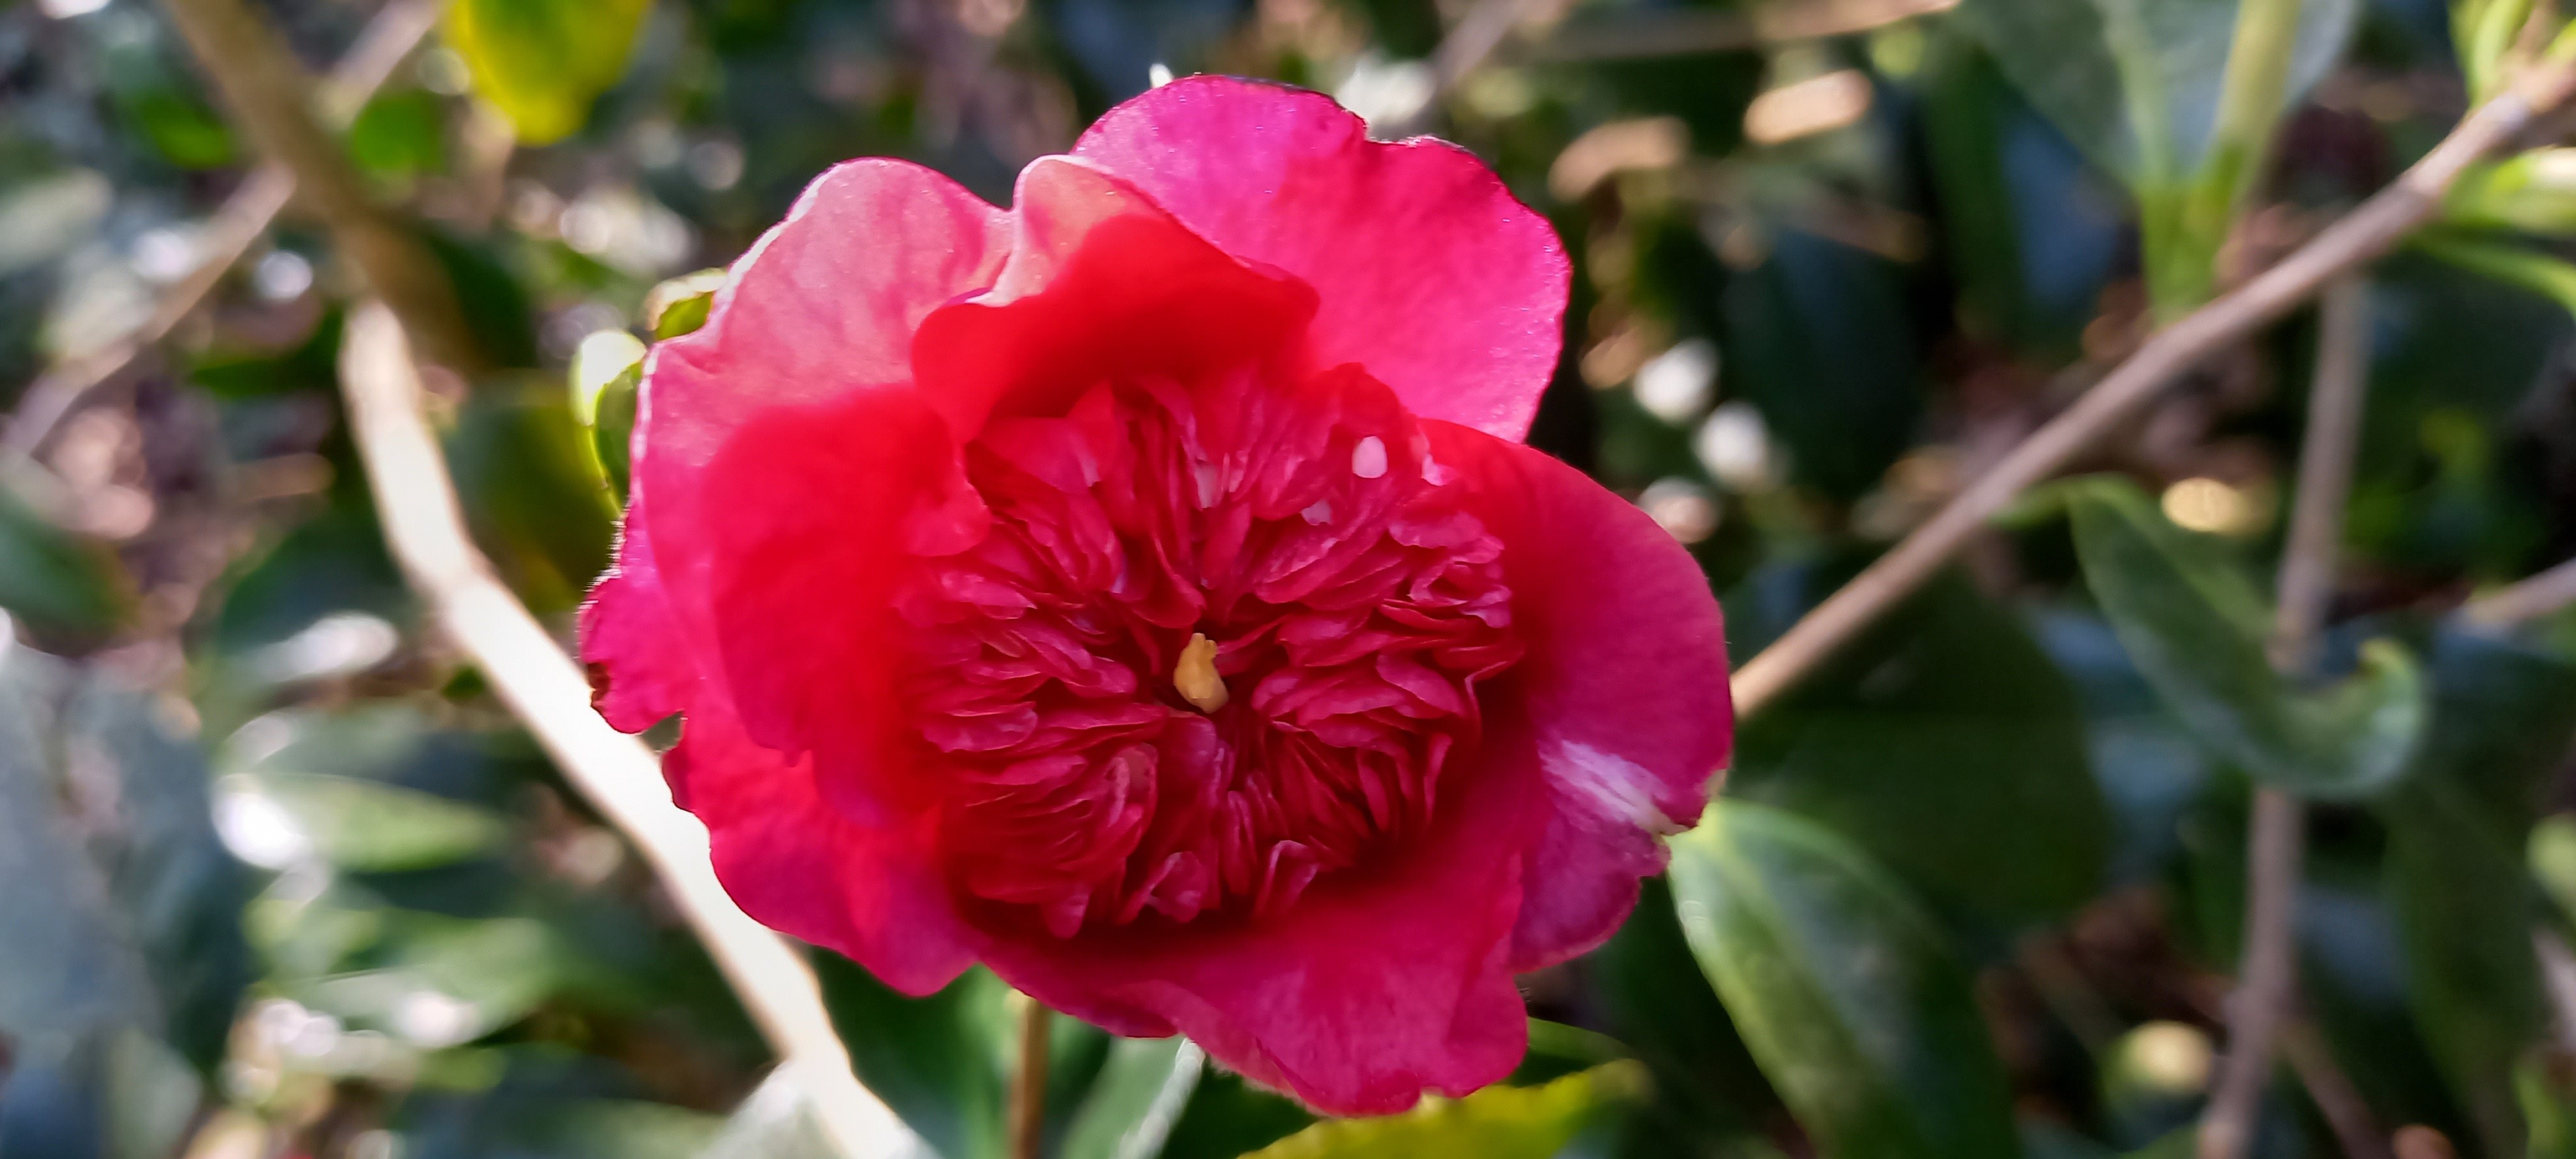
[1174,632,1229,713]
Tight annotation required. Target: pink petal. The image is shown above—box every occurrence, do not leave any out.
[640,158,1009,476]
[579,502,976,994]
[677,688,980,995]
[685,384,987,813]
[912,156,1316,437]
[1073,77,1570,442]
[972,711,1548,1115]
[1424,422,1733,968]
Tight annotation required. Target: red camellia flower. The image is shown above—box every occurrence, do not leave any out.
[582,76,1733,1115]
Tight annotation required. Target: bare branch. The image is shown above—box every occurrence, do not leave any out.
[2198,280,2372,1159]
[162,0,485,376]
[3,0,444,457]
[2462,554,2576,630]
[1728,62,2576,721]
[336,304,914,1159]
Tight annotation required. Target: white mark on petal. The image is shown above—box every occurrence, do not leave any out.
[1352,435,1388,480]
[1544,740,1682,836]
[1301,499,1332,525]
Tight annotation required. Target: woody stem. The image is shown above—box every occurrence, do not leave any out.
[1012,997,1056,1159]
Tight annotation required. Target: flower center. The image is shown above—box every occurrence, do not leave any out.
[895,364,1522,936]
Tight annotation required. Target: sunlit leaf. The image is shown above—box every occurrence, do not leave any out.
[1240,1062,1645,1159]
[1668,802,2023,1159]
[2067,476,2428,798]
[444,0,653,145]
[222,772,509,872]
[648,269,729,341]
[811,956,1015,1159]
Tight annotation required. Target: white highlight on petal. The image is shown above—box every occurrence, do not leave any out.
[1301,499,1332,525]
[1543,740,1681,836]
[1351,435,1388,480]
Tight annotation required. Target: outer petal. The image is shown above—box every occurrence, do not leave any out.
[640,158,1010,475]
[677,688,978,995]
[971,712,1546,1115]
[1425,422,1733,969]
[578,503,976,994]
[1072,77,1570,442]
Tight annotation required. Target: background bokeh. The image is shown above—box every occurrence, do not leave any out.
[5,0,2576,1156]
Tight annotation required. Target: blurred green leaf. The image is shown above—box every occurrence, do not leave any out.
[1667,802,2024,1159]
[445,0,654,145]
[0,460,131,640]
[2447,150,2576,234]
[811,955,1014,1159]
[2524,1048,2576,1159]
[223,772,509,872]
[1951,0,2357,187]
[2067,476,2428,797]
[2382,627,2576,1154]
[1733,570,2111,921]
[2414,229,2576,320]
[1159,1065,1316,1159]
[1240,1062,1645,1159]
[1061,1037,1204,1159]
[348,90,451,181]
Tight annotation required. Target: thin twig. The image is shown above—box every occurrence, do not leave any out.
[1010,998,1056,1159]
[2537,927,2576,1059]
[2462,554,2576,628]
[1727,62,2576,721]
[2281,1017,2396,1159]
[2,0,444,457]
[162,0,484,376]
[2198,280,2372,1159]
[335,304,914,1159]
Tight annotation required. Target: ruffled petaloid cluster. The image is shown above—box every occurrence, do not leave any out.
[581,77,1733,1115]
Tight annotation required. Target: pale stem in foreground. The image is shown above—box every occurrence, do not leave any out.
[336,303,914,1159]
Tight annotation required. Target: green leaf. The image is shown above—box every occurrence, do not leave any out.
[1060,1037,1204,1159]
[571,330,646,507]
[220,773,509,872]
[1951,0,2357,188]
[444,0,653,145]
[2382,628,2576,1154]
[2414,229,2576,320]
[648,269,729,341]
[2447,150,2576,235]
[2523,1048,2576,1159]
[811,956,1015,1159]
[1239,1062,1645,1159]
[1667,802,2024,1159]
[1732,570,2111,921]
[0,459,131,640]
[2067,476,2429,797]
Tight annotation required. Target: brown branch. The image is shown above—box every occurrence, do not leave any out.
[2198,279,2372,1159]
[3,0,443,457]
[1728,62,2576,721]
[162,0,484,377]
[336,304,913,1158]
[2280,1017,2396,1159]
[2462,554,2576,630]
[1010,998,1055,1159]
